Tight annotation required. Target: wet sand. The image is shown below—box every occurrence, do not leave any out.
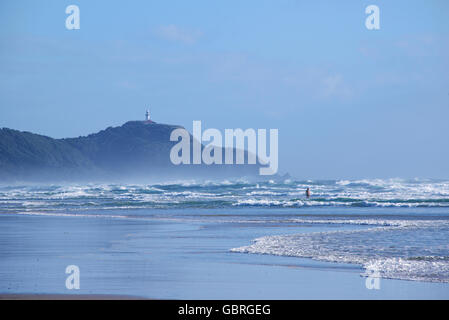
[1,210,448,299]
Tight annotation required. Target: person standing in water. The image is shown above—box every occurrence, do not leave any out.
[306,187,311,198]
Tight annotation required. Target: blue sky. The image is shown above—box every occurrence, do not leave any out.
[1,0,448,179]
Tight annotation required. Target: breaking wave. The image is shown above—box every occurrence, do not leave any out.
[1,178,448,211]
[231,217,449,283]
[1,178,449,284]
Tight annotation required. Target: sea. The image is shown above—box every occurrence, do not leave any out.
[1,177,448,291]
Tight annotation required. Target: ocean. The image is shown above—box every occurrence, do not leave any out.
[1,178,449,298]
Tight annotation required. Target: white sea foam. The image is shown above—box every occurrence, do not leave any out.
[231,217,449,283]
[2,180,449,283]
[362,257,449,283]
[1,179,449,211]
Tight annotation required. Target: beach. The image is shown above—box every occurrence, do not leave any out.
[0,180,448,299]
[0,211,448,298]
[1,0,448,302]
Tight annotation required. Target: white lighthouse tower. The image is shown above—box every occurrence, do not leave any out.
[145,109,150,121]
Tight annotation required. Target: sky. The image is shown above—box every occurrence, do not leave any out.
[0,0,448,179]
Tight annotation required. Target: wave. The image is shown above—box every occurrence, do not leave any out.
[1,178,449,211]
[231,217,449,283]
[2,179,448,284]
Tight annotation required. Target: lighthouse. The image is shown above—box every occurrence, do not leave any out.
[145,109,150,121]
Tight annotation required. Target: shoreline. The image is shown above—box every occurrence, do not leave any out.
[1,208,448,299]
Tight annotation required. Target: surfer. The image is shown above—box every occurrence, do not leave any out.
[306,187,311,198]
